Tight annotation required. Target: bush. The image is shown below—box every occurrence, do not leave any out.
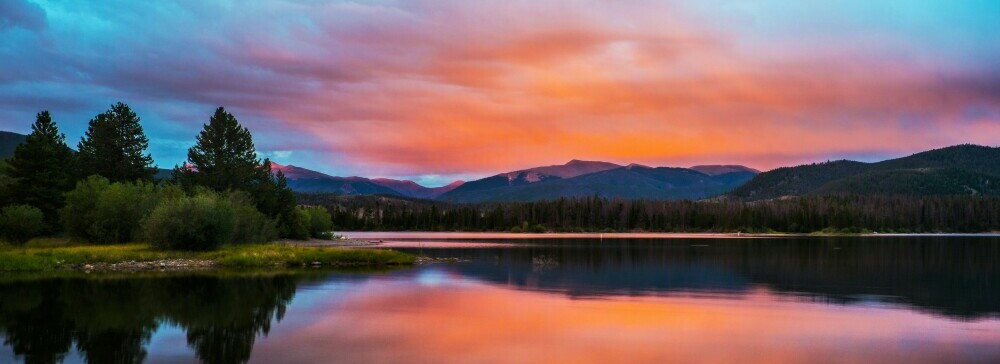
[0,205,46,245]
[227,191,278,244]
[143,193,234,251]
[61,176,163,244]
[301,206,333,239]
[281,207,311,240]
[60,176,111,239]
[89,181,160,244]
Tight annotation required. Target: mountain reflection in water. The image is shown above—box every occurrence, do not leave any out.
[0,236,997,363]
[389,236,1000,320]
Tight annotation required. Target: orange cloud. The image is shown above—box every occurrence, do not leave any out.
[229,1,999,176]
[10,1,995,177]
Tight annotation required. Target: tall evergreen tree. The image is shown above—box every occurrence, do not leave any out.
[272,169,299,235]
[77,102,154,182]
[174,107,264,192]
[6,111,76,222]
[175,107,299,236]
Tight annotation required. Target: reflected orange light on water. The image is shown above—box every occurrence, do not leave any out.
[250,280,1000,363]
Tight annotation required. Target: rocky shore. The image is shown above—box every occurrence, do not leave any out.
[68,256,461,272]
[75,259,218,272]
[414,257,468,264]
[282,238,382,247]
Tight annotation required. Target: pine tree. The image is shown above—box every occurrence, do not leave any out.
[6,111,76,222]
[175,107,301,237]
[77,102,154,182]
[272,171,300,238]
[274,169,297,222]
[174,107,263,192]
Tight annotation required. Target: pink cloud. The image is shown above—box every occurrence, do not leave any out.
[4,0,998,176]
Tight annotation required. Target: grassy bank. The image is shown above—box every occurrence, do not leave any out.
[0,239,414,272]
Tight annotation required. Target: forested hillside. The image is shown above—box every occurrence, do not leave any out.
[730,145,1000,200]
[439,164,756,202]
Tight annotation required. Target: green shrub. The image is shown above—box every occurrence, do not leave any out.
[60,175,111,239]
[89,181,160,244]
[281,207,311,240]
[0,205,46,245]
[227,191,278,244]
[61,176,162,244]
[301,206,333,239]
[143,193,234,251]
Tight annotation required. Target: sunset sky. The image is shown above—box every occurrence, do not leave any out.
[1,1,998,186]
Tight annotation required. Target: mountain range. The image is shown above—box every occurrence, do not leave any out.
[270,163,464,199]
[3,129,999,202]
[436,160,758,202]
[270,160,760,202]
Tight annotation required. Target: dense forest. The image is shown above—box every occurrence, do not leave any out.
[300,193,1000,233]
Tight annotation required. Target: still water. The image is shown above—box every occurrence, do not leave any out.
[1,235,999,363]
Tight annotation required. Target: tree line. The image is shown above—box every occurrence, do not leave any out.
[301,194,1000,233]
[0,103,331,248]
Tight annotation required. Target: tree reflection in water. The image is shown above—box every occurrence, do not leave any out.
[1,236,998,363]
[0,273,300,364]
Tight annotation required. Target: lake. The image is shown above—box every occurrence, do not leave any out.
[1,235,999,363]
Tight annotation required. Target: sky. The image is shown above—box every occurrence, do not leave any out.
[1,0,998,186]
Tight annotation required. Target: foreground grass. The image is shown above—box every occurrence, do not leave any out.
[208,244,414,268]
[0,239,414,272]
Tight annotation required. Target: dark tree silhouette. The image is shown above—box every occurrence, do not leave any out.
[77,102,154,182]
[174,107,266,192]
[5,111,76,222]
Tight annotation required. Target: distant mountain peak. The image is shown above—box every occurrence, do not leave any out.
[269,162,334,179]
[689,165,761,176]
[372,178,422,188]
[368,177,464,199]
[505,160,622,180]
[566,159,602,166]
[626,163,652,170]
[269,161,465,199]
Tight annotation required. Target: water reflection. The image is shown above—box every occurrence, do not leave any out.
[390,236,1000,320]
[0,273,303,364]
[249,278,1000,364]
[0,237,998,363]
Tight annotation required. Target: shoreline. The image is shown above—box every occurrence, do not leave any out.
[5,232,996,274]
[0,241,415,273]
[338,231,1000,240]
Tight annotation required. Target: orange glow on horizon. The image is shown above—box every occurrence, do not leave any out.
[246,1,1000,176]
